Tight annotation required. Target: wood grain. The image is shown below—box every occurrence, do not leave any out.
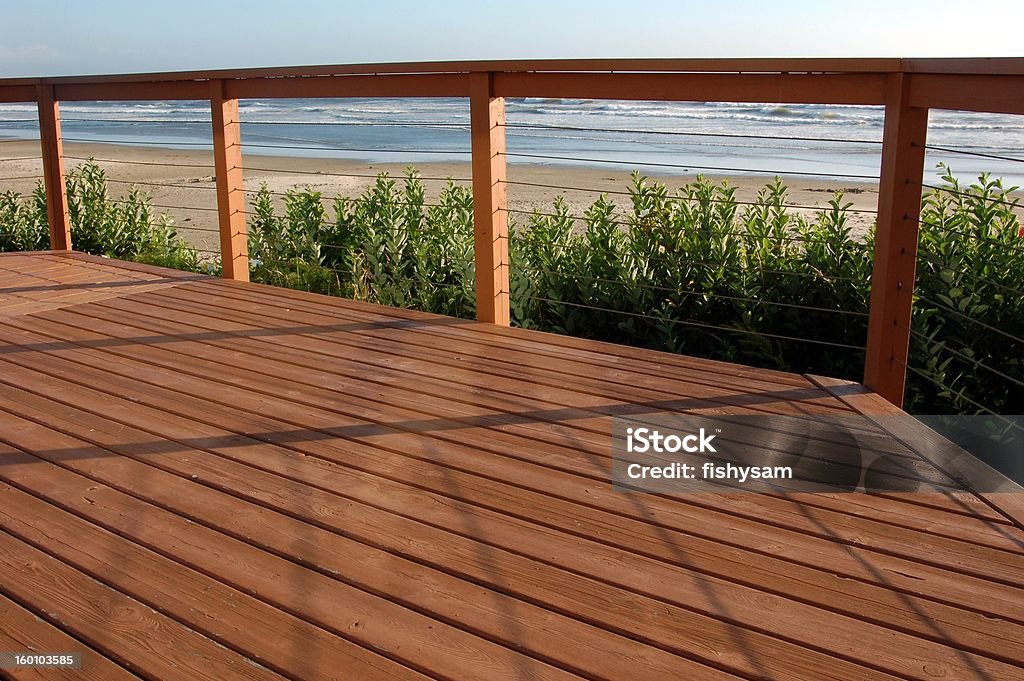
[0,532,283,681]
[0,593,138,681]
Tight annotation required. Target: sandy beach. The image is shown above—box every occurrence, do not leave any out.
[0,140,885,253]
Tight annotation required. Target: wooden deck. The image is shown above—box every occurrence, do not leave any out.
[0,251,1021,681]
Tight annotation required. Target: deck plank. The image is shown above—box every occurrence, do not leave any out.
[88,288,1009,504]
[8,305,1022,588]
[13,302,1019,553]
[0,252,1020,681]
[0,370,1019,680]
[0,476,428,681]
[49,252,817,389]
[148,283,860,418]
[0,253,183,319]
[60,287,1017,530]
[183,283,842,405]
[64,298,1022,525]
[0,532,283,681]
[0,451,915,681]
[80,288,1010,515]
[0,594,138,681]
[0,406,723,681]
[3,315,1023,617]
[809,374,1024,530]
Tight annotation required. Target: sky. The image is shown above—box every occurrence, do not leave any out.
[0,0,1021,78]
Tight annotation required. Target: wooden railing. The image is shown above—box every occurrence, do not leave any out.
[2,58,1023,407]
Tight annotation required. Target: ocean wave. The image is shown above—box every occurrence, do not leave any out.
[928,121,1024,131]
[507,100,881,126]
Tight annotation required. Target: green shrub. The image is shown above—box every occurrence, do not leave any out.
[5,160,1021,415]
[909,165,1023,413]
[511,174,872,378]
[248,169,475,317]
[0,160,204,273]
[0,183,48,251]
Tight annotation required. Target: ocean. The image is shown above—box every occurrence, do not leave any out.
[2,98,1023,186]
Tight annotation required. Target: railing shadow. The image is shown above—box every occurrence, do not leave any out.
[0,315,472,355]
[0,275,207,294]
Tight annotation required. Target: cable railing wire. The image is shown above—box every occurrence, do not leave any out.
[242,127,467,150]
[64,137,213,148]
[60,118,468,128]
[501,122,883,146]
[318,243,474,257]
[244,142,470,155]
[510,234,862,283]
[916,251,1024,298]
[504,179,880,214]
[646,255,864,284]
[35,117,905,151]
[247,193,453,210]
[107,197,220,213]
[506,207,867,247]
[904,324,1024,390]
[915,217,1024,257]
[922,144,1024,165]
[519,264,869,317]
[926,141,1024,153]
[501,151,881,180]
[243,164,470,182]
[922,183,1022,210]
[896,356,1023,428]
[105,177,219,191]
[244,120,469,129]
[65,135,473,158]
[311,265,474,286]
[61,117,210,125]
[524,295,864,351]
[915,293,1024,347]
[903,361,999,415]
[65,155,215,170]
[316,250,477,271]
[503,129,881,155]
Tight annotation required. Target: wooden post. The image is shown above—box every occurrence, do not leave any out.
[210,79,249,282]
[863,72,929,407]
[36,85,71,251]
[469,72,510,325]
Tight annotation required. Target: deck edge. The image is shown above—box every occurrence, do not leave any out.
[806,374,1024,530]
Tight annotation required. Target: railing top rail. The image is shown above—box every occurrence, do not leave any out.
[1,57,1023,88]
